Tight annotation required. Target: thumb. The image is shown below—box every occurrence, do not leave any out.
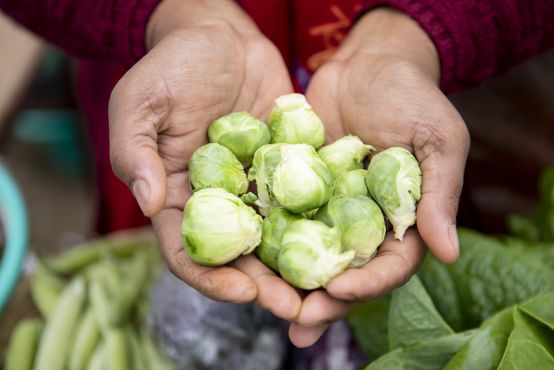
[108,83,167,217]
[414,121,470,264]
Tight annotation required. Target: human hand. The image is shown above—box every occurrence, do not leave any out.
[108,0,303,324]
[289,7,470,347]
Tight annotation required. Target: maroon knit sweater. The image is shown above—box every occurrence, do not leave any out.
[1,0,553,232]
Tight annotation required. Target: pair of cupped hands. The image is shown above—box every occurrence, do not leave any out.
[109,0,470,347]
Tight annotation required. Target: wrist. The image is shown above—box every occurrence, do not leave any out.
[146,0,260,50]
[337,7,440,84]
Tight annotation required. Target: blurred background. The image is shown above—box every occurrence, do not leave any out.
[0,8,553,366]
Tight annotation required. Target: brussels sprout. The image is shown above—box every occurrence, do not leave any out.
[333,169,369,197]
[267,94,325,149]
[315,195,386,267]
[208,112,271,166]
[257,208,301,271]
[189,143,248,195]
[248,143,286,216]
[278,220,355,290]
[318,135,374,179]
[240,192,258,205]
[366,147,422,240]
[272,144,333,214]
[181,188,262,266]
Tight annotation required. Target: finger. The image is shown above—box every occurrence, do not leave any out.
[326,230,425,301]
[108,77,168,217]
[305,64,344,142]
[230,255,302,321]
[288,322,329,348]
[412,117,470,263]
[152,207,257,303]
[295,290,354,327]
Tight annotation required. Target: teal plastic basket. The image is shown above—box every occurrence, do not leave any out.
[0,164,28,312]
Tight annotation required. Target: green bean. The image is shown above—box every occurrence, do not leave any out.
[69,308,101,370]
[47,240,153,274]
[30,261,65,320]
[5,319,43,370]
[106,328,129,370]
[89,280,111,333]
[140,328,175,370]
[33,277,86,370]
[110,252,150,326]
[125,326,145,370]
[86,342,105,370]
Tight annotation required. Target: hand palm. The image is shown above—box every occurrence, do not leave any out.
[290,52,468,340]
[109,25,301,316]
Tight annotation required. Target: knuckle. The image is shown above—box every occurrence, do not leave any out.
[412,123,448,160]
[166,262,182,281]
[109,150,127,182]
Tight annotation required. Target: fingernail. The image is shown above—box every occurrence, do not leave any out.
[132,179,150,215]
[448,224,459,256]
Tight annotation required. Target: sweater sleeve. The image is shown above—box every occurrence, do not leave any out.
[0,0,161,64]
[361,0,554,94]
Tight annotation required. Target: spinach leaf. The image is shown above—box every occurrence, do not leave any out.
[388,275,453,350]
[444,307,514,370]
[347,296,391,359]
[365,331,474,370]
[536,168,554,242]
[418,256,463,331]
[506,214,540,242]
[520,291,554,331]
[502,237,554,270]
[497,309,554,369]
[448,229,554,328]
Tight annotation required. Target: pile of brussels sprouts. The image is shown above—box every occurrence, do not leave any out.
[181,94,422,290]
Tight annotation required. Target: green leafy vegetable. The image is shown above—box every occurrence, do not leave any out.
[365,332,474,370]
[347,297,391,359]
[181,188,262,266]
[418,256,463,331]
[317,135,373,179]
[315,195,385,267]
[267,93,325,149]
[519,291,554,330]
[497,310,554,369]
[333,169,369,197]
[278,219,354,289]
[248,143,286,216]
[257,207,301,271]
[507,214,540,242]
[536,168,554,242]
[366,147,421,240]
[388,275,454,350]
[208,111,271,166]
[188,143,248,196]
[444,308,514,370]
[418,229,554,329]
[272,144,333,214]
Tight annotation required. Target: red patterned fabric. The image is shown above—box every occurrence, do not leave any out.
[362,0,554,93]
[1,0,553,232]
[0,0,160,65]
